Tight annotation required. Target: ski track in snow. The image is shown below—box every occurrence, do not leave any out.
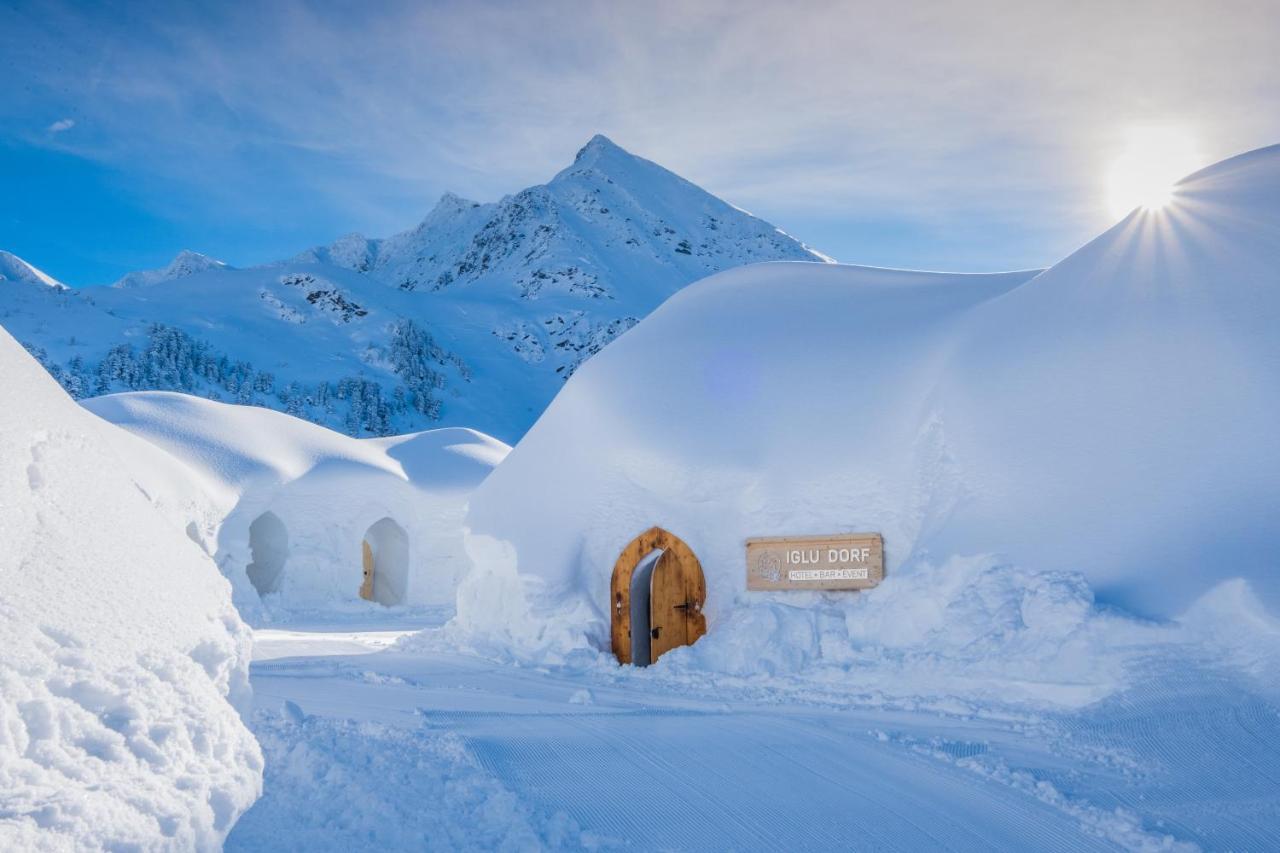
[227,622,1280,851]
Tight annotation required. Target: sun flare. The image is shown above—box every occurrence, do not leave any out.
[1106,125,1204,219]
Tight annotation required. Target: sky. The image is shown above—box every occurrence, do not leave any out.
[2,0,1279,285]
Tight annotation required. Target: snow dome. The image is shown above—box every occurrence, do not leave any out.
[84,392,509,618]
[465,145,1280,663]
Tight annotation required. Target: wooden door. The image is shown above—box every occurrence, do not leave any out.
[649,548,707,663]
[360,539,375,601]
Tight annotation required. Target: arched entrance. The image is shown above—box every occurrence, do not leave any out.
[246,511,289,597]
[360,517,409,606]
[610,527,706,665]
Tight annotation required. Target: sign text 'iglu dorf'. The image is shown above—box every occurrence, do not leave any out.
[746,533,884,591]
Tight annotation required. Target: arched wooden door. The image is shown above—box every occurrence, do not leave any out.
[360,539,375,601]
[611,527,707,665]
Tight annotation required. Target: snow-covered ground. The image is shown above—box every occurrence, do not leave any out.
[226,610,1280,851]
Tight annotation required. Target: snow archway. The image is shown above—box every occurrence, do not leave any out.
[246,511,289,597]
[361,517,409,606]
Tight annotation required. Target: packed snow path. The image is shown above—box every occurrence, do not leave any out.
[228,621,1280,851]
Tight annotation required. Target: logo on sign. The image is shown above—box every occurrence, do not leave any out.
[753,552,782,583]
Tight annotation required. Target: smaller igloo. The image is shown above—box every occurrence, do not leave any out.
[360,517,410,606]
[246,510,289,597]
[82,392,510,617]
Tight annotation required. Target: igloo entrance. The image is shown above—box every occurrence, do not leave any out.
[246,511,289,597]
[628,549,662,666]
[610,528,707,665]
[360,517,409,606]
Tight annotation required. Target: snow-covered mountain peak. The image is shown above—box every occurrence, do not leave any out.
[417,191,485,230]
[572,133,626,164]
[0,250,67,289]
[433,190,480,213]
[5,135,829,440]
[556,133,667,186]
[112,249,229,288]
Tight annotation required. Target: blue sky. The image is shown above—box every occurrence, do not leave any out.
[3,0,1278,285]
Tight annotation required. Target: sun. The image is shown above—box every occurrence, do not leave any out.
[1106,125,1204,219]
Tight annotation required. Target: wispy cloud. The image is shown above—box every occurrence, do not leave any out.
[2,0,1278,268]
[46,118,75,133]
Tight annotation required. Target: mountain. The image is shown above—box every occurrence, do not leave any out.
[0,136,828,441]
[0,249,66,289]
[112,249,230,288]
[302,136,830,296]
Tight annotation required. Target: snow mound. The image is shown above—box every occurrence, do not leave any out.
[933,144,1280,616]
[0,328,261,848]
[463,145,1280,680]
[84,392,509,616]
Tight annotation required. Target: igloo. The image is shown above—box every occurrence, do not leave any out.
[84,392,508,617]
[465,146,1280,665]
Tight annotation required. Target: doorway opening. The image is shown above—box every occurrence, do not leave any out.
[360,517,409,606]
[610,527,706,666]
[628,549,663,666]
[246,511,289,598]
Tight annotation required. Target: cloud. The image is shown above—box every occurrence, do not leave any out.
[46,118,75,133]
[2,0,1279,266]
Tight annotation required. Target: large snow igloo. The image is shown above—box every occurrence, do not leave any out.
[82,392,510,617]
[468,146,1280,645]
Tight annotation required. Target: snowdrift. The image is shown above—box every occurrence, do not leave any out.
[464,144,1280,674]
[0,327,261,848]
[933,144,1280,615]
[84,392,509,618]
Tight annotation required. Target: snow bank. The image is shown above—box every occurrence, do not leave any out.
[84,392,509,619]
[0,327,261,848]
[463,145,1280,682]
[933,144,1280,616]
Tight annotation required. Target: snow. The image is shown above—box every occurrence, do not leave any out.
[112,249,231,289]
[83,391,508,619]
[462,146,1280,696]
[3,135,829,442]
[0,326,261,848]
[0,249,66,290]
[221,611,1280,851]
[931,144,1280,617]
[5,139,1280,849]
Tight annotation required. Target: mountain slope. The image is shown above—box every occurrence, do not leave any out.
[1,136,827,440]
[0,249,66,289]
[112,249,230,288]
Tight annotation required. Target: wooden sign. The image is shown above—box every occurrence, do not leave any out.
[746,533,883,591]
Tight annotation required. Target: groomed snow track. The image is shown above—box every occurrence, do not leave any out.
[229,627,1280,851]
